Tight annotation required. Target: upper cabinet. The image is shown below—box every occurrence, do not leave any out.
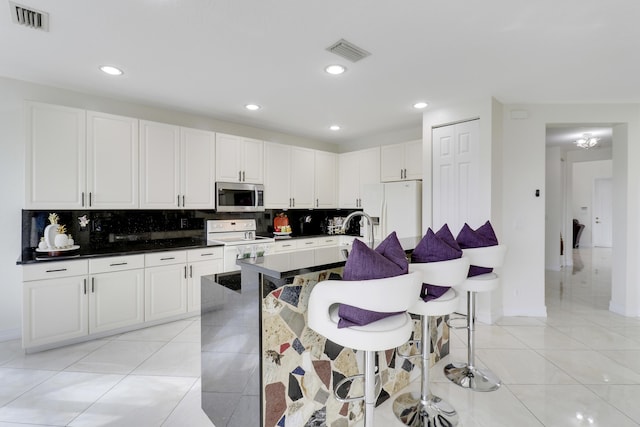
[264,142,291,209]
[290,147,316,209]
[26,102,138,209]
[215,133,263,184]
[338,147,380,208]
[380,139,422,182]
[314,150,337,208]
[140,121,215,209]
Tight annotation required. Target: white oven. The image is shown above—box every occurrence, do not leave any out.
[206,219,274,273]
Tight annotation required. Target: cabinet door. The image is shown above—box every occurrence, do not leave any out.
[87,111,139,209]
[144,264,188,321]
[215,133,242,182]
[358,147,381,190]
[242,137,264,183]
[290,147,315,208]
[181,127,216,208]
[140,120,181,208]
[264,142,291,209]
[404,139,423,180]
[25,102,86,209]
[314,151,337,208]
[22,276,88,348]
[380,144,404,182]
[89,269,144,334]
[188,259,223,313]
[338,151,361,208]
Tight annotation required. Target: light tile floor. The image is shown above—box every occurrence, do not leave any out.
[1,248,638,426]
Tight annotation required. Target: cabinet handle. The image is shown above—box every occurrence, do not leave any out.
[160,257,175,261]
[305,242,313,245]
[200,253,214,257]
[184,265,187,279]
[182,195,185,207]
[81,192,85,207]
[289,198,292,207]
[177,195,180,207]
[292,198,295,207]
[83,278,87,295]
[89,192,93,207]
[189,265,193,278]
[91,277,95,293]
[239,171,242,182]
[110,262,128,266]
[46,268,67,273]
[316,199,319,208]
[242,171,246,182]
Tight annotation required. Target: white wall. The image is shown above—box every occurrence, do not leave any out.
[572,160,612,247]
[0,76,336,340]
[503,104,640,318]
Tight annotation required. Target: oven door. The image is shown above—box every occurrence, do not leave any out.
[215,182,264,212]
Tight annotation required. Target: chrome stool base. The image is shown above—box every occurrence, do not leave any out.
[443,362,501,392]
[393,392,458,427]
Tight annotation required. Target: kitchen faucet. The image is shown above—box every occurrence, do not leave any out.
[342,211,375,248]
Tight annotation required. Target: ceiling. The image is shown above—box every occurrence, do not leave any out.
[2,1,640,145]
[546,125,613,150]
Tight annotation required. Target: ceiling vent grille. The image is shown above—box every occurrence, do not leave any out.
[9,2,49,31]
[326,39,371,62]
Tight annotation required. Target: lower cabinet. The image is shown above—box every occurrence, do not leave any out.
[22,247,223,351]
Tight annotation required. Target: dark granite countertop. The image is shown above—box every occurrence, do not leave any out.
[237,235,421,279]
[17,237,222,265]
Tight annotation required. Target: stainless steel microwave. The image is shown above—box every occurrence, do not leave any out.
[215,182,265,212]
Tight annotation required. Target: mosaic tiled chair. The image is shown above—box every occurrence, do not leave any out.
[444,244,507,392]
[392,257,470,427]
[308,271,422,427]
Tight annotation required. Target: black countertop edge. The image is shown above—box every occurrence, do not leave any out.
[17,238,223,265]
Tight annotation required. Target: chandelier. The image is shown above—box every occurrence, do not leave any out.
[575,133,599,149]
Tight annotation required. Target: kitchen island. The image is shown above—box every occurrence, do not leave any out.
[201,237,452,427]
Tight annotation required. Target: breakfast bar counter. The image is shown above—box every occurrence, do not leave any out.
[201,237,451,427]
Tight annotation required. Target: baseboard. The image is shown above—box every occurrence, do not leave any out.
[0,328,21,343]
[609,300,640,317]
[502,306,548,318]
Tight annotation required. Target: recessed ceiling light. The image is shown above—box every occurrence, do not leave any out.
[413,101,428,109]
[245,104,261,111]
[329,125,341,131]
[99,65,124,76]
[325,65,346,75]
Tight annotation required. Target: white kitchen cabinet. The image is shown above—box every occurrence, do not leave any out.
[140,122,215,209]
[290,147,315,208]
[140,120,181,209]
[88,255,145,334]
[181,127,216,208]
[338,147,380,208]
[26,102,140,210]
[380,139,422,182]
[273,239,298,253]
[87,111,139,208]
[22,260,89,349]
[186,248,224,313]
[314,151,337,208]
[264,142,292,209]
[144,251,188,321]
[216,133,264,184]
[25,102,85,209]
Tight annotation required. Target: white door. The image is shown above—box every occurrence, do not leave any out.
[89,269,144,334]
[290,147,315,208]
[181,127,216,208]
[140,120,181,208]
[188,259,223,313]
[338,151,361,208]
[264,142,292,209]
[87,111,139,209]
[215,133,243,182]
[593,178,613,247]
[380,144,404,182]
[241,137,264,183]
[145,264,188,321]
[403,139,423,180]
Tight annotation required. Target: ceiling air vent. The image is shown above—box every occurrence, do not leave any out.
[9,1,49,31]
[326,39,371,62]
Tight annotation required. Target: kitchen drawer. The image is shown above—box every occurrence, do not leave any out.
[297,238,319,249]
[274,240,297,253]
[316,236,338,247]
[89,255,145,274]
[145,250,187,267]
[23,260,89,282]
[187,247,223,262]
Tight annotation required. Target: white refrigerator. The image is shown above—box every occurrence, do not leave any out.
[361,180,422,243]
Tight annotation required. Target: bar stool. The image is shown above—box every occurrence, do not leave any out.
[392,257,470,427]
[444,244,507,392]
[308,271,422,427]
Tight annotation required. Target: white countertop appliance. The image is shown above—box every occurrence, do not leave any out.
[206,219,274,273]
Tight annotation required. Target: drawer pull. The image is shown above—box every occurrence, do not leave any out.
[83,278,87,295]
[110,262,128,266]
[305,242,314,245]
[160,257,175,261]
[200,253,214,257]
[46,268,67,273]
